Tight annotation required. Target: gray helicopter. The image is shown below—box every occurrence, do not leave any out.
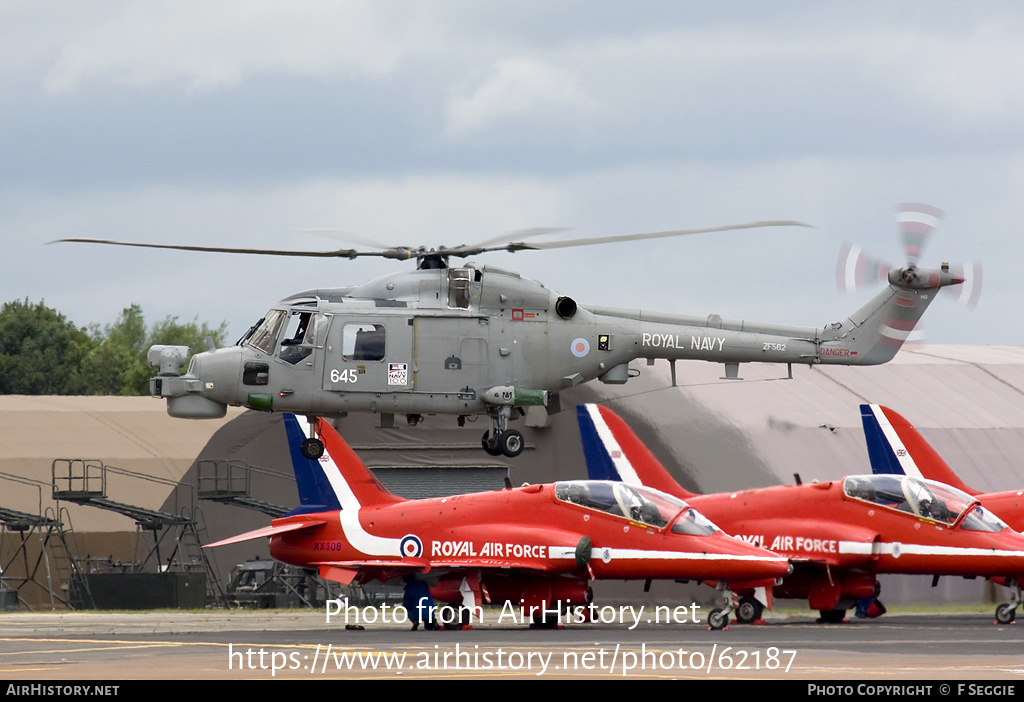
[60,220,962,458]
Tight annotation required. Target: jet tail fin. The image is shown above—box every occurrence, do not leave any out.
[576,404,696,499]
[860,404,980,495]
[284,414,403,516]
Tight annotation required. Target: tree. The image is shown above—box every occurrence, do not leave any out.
[80,304,150,395]
[0,300,228,396]
[0,299,95,394]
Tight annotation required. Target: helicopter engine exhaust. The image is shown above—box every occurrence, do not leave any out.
[555,296,577,319]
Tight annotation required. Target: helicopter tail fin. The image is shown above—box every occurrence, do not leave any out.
[576,404,697,499]
[820,265,962,365]
[284,414,404,516]
[860,404,980,496]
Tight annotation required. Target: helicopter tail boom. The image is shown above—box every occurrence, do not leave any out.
[590,263,961,370]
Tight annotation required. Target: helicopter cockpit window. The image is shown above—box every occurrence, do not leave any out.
[554,480,695,530]
[342,323,386,362]
[447,268,472,309]
[247,309,287,355]
[278,311,322,365]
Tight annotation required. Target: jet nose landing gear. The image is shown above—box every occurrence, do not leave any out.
[995,580,1021,625]
[707,583,740,630]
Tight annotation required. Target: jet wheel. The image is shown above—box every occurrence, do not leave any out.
[995,603,1017,625]
[707,608,729,630]
[500,429,524,458]
[481,431,503,456]
[735,597,763,624]
[300,438,325,460]
[439,605,472,630]
[817,608,847,624]
[531,611,560,629]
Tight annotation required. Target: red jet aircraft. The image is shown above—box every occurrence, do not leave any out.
[578,403,1024,626]
[206,413,790,628]
[862,403,1024,623]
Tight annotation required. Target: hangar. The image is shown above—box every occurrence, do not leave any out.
[1,344,1021,610]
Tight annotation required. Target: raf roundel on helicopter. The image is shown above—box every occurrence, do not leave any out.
[59,214,963,458]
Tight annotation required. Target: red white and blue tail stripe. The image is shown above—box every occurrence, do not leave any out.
[860,404,979,495]
[576,404,694,498]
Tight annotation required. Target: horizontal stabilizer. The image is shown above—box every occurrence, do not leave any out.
[319,565,359,585]
[314,556,557,576]
[204,520,325,549]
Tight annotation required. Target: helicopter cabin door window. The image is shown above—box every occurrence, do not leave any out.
[342,323,386,362]
[447,268,472,309]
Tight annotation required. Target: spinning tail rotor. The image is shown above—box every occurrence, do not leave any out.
[836,203,982,309]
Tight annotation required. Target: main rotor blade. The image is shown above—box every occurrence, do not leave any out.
[53,220,809,263]
[52,237,377,259]
[467,227,571,248]
[301,226,570,255]
[496,220,811,252]
[299,228,401,250]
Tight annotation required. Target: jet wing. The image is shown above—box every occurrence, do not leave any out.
[426,558,562,573]
[314,557,563,574]
[312,555,568,584]
[204,520,326,548]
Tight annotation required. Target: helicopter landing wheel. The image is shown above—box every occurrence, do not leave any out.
[500,429,524,458]
[300,438,325,460]
[481,431,503,457]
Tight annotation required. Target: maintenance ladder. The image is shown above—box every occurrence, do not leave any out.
[51,459,225,606]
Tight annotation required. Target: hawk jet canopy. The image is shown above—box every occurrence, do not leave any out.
[843,475,1008,531]
[554,480,718,534]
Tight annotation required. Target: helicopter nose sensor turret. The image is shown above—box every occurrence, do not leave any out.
[148,345,189,376]
[148,345,228,419]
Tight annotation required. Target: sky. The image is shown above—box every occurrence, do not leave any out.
[3,1,1024,345]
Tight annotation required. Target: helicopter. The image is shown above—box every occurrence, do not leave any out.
[59,219,963,459]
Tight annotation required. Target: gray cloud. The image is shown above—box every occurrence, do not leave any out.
[2,2,1021,347]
